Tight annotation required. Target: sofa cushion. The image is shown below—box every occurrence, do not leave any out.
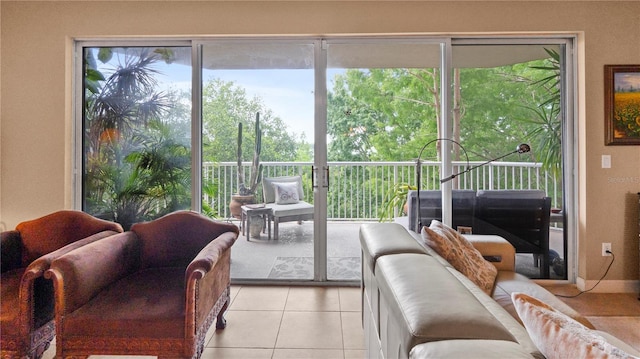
[132,210,238,269]
[512,293,639,359]
[422,221,497,295]
[63,267,186,338]
[476,190,546,199]
[410,339,535,359]
[444,268,543,358]
[266,201,314,217]
[376,253,517,352]
[360,223,428,271]
[273,181,300,204]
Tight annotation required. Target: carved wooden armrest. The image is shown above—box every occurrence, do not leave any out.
[185,231,238,333]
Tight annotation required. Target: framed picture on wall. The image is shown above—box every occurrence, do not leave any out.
[605,65,640,145]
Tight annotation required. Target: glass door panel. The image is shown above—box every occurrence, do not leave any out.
[325,40,444,281]
[450,43,567,279]
[200,41,316,281]
[81,46,192,231]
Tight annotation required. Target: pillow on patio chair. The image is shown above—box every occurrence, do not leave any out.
[263,176,305,204]
[273,181,300,205]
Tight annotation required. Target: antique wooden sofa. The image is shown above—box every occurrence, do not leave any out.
[1,210,123,359]
[45,210,239,359]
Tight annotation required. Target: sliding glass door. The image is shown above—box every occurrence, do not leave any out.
[325,39,446,280]
[199,41,318,281]
[77,36,575,283]
[447,41,572,279]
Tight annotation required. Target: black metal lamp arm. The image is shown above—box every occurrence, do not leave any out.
[440,143,530,183]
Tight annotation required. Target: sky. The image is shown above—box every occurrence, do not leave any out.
[205,68,316,138]
[148,59,344,140]
[97,50,346,143]
[615,72,640,92]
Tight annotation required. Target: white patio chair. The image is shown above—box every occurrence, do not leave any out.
[262,176,314,240]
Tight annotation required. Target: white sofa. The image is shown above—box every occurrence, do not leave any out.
[360,223,639,358]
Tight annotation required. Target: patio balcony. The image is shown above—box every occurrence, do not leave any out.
[204,160,561,220]
[203,161,563,282]
[228,220,564,282]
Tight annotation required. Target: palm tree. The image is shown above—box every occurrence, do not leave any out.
[83,47,190,229]
[524,48,562,180]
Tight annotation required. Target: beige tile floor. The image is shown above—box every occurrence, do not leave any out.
[40,284,639,358]
[42,285,365,359]
[204,286,364,359]
[542,284,640,352]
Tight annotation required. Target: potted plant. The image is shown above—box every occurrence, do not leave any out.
[229,113,264,224]
[378,182,417,222]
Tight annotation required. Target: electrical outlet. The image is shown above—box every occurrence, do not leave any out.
[602,243,612,256]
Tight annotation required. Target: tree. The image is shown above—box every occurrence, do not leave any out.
[327,68,439,162]
[327,62,557,165]
[457,65,540,161]
[201,78,300,163]
[522,49,563,179]
[83,47,191,229]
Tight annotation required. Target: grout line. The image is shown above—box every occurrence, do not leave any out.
[271,286,290,356]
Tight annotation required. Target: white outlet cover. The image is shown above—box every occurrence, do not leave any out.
[602,243,612,256]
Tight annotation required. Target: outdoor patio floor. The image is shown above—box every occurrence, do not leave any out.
[228,220,563,282]
[230,220,364,281]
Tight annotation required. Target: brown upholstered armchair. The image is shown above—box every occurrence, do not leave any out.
[45,210,239,359]
[1,210,123,359]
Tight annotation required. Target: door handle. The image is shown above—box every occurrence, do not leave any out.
[312,166,318,189]
[312,166,330,189]
[324,167,330,188]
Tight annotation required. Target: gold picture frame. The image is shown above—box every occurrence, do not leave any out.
[605,65,640,145]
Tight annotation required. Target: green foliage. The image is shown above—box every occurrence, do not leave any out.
[326,54,562,168]
[201,79,300,163]
[201,181,220,218]
[456,65,540,161]
[84,120,191,230]
[522,48,562,179]
[327,68,439,162]
[378,183,417,222]
[83,47,190,229]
